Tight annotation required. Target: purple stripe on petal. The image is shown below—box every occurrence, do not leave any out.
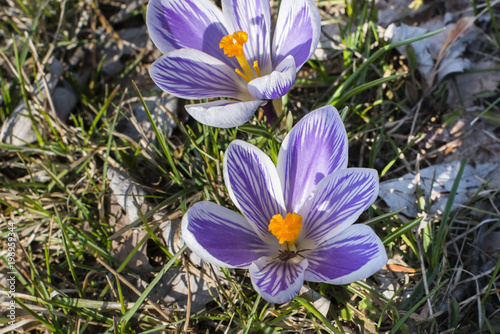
[185,100,263,128]
[298,168,379,246]
[247,56,296,100]
[223,140,286,239]
[250,256,308,303]
[150,49,248,100]
[277,105,348,213]
[146,0,236,67]
[272,0,321,71]
[181,201,270,268]
[304,225,387,284]
[222,0,272,74]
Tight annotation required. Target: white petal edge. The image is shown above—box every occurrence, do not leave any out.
[185,100,263,128]
[247,55,296,100]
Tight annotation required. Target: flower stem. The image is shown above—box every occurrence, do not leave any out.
[261,100,277,126]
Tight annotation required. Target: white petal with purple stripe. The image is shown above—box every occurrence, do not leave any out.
[224,140,286,239]
[277,105,348,213]
[222,0,272,74]
[185,100,263,128]
[304,224,387,284]
[247,56,296,100]
[147,0,235,67]
[298,168,379,246]
[250,256,308,303]
[272,0,321,70]
[150,49,249,100]
[181,201,270,268]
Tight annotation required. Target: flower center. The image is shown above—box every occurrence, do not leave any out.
[219,31,261,83]
[268,212,303,245]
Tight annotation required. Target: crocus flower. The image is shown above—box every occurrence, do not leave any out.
[146,0,321,128]
[181,105,387,303]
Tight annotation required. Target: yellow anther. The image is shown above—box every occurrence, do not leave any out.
[253,61,261,77]
[235,68,251,82]
[219,31,248,57]
[219,31,261,83]
[269,213,303,245]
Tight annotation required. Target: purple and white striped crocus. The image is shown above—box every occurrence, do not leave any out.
[181,105,387,303]
[146,0,321,128]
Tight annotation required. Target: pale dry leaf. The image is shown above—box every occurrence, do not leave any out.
[108,167,146,223]
[0,59,78,145]
[107,167,152,270]
[159,219,220,312]
[0,272,39,332]
[446,61,500,108]
[375,0,430,27]
[123,90,178,143]
[377,255,414,300]
[298,286,331,317]
[379,160,499,217]
[100,26,149,78]
[478,231,500,272]
[155,267,216,313]
[314,21,343,61]
[384,18,445,81]
[110,0,148,23]
[383,17,480,86]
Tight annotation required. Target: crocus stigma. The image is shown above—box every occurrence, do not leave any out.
[181,105,388,303]
[146,0,321,128]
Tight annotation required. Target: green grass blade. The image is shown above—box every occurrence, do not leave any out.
[383,217,422,246]
[117,244,187,326]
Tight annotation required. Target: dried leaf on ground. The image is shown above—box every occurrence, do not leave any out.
[375,0,432,27]
[314,21,343,61]
[158,219,219,312]
[383,17,481,85]
[122,90,178,143]
[0,59,77,145]
[299,286,331,317]
[107,167,151,270]
[0,272,38,332]
[379,160,498,217]
[446,61,500,108]
[99,26,150,78]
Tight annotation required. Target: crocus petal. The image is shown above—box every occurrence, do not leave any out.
[146,0,235,67]
[277,105,348,213]
[304,224,387,284]
[249,256,308,303]
[222,0,272,74]
[298,168,379,246]
[272,0,321,70]
[150,49,248,100]
[247,56,296,100]
[224,140,286,240]
[182,201,272,268]
[185,100,263,128]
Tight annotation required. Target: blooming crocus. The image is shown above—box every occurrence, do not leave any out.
[181,105,387,303]
[146,0,321,128]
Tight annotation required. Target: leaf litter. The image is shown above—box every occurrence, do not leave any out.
[1,0,500,332]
